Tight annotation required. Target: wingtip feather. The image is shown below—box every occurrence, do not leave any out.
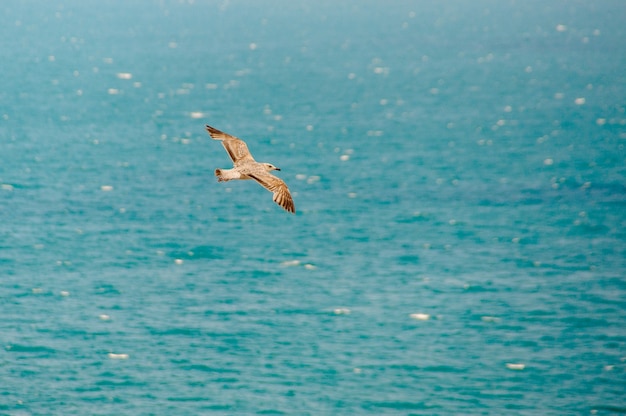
[205,124,224,140]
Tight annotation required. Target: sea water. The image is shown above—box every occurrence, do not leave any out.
[1,1,625,414]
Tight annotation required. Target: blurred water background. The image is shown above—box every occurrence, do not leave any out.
[1,0,625,414]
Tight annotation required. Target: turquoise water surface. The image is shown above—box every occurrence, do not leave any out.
[1,1,625,414]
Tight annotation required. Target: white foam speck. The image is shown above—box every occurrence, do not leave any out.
[190,111,204,119]
[108,353,129,360]
[60,291,70,297]
[410,313,430,321]
[340,154,350,161]
[116,72,132,80]
[481,316,501,323]
[555,24,567,32]
[107,88,120,95]
[249,42,257,50]
[99,314,111,321]
[1,184,14,191]
[100,185,114,191]
[544,158,554,166]
[174,259,184,265]
[304,264,316,270]
[506,363,525,370]
[281,260,300,267]
[334,308,351,315]
[574,97,586,105]
[373,66,389,75]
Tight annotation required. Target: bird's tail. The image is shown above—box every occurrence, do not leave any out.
[215,168,228,182]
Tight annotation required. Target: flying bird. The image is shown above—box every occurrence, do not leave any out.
[206,124,295,214]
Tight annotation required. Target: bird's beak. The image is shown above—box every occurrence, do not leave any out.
[275,167,281,171]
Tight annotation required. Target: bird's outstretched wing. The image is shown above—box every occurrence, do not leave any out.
[206,125,255,165]
[248,172,296,214]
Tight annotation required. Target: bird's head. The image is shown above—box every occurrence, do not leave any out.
[262,163,280,171]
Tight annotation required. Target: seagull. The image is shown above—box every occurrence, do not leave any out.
[206,124,295,214]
